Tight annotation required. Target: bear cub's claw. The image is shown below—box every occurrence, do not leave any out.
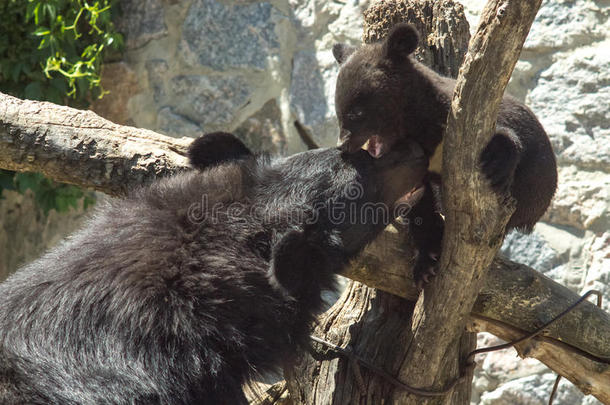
[480,128,522,195]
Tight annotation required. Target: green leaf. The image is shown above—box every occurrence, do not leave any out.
[11,62,23,82]
[43,3,57,22]
[54,194,71,212]
[25,2,42,24]
[35,189,57,215]
[1,0,118,211]
[46,85,64,104]
[16,172,43,194]
[38,36,50,50]
[33,26,51,36]
[26,2,37,22]
[22,63,33,75]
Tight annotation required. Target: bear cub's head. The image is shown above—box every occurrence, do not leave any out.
[333,23,421,158]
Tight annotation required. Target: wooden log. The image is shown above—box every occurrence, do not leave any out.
[0,92,191,196]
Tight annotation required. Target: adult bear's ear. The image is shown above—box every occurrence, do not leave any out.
[332,43,357,64]
[383,23,419,61]
[188,132,252,170]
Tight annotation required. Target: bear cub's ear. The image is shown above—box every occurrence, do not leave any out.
[383,23,419,61]
[332,43,357,65]
[188,132,252,170]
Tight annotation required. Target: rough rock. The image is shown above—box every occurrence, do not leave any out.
[145,59,170,104]
[0,190,90,282]
[115,0,168,49]
[524,0,609,52]
[168,75,252,131]
[157,107,203,139]
[289,50,335,146]
[582,232,610,311]
[527,41,610,171]
[543,166,609,233]
[500,230,562,274]
[90,63,139,126]
[180,0,282,71]
[479,374,587,405]
[234,98,286,154]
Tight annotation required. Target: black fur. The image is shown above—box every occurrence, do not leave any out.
[333,23,558,286]
[187,131,252,170]
[0,133,427,404]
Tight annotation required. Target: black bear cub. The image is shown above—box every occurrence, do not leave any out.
[0,132,427,404]
[333,23,557,286]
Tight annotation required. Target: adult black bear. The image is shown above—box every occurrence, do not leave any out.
[0,132,427,404]
[332,23,557,286]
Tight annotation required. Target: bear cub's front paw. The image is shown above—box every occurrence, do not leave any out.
[480,128,522,195]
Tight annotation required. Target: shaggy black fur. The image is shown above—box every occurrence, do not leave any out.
[0,133,427,404]
[187,131,252,170]
[333,23,558,285]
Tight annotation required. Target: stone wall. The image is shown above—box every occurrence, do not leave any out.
[0,191,90,281]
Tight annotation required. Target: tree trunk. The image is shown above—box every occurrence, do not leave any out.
[286,0,551,403]
[391,0,543,403]
[285,1,475,403]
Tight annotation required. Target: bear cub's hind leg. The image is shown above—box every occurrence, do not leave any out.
[404,173,444,289]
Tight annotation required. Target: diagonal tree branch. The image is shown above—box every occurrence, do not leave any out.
[1,91,609,402]
[392,0,545,403]
[348,229,610,403]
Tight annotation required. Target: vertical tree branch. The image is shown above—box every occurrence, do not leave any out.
[285,1,474,403]
[393,0,543,403]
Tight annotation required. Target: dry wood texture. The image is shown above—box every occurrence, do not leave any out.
[0,92,191,196]
[389,0,544,403]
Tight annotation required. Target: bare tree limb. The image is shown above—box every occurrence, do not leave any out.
[390,0,545,403]
[1,92,609,402]
[347,228,610,404]
[293,120,319,150]
[0,92,191,196]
